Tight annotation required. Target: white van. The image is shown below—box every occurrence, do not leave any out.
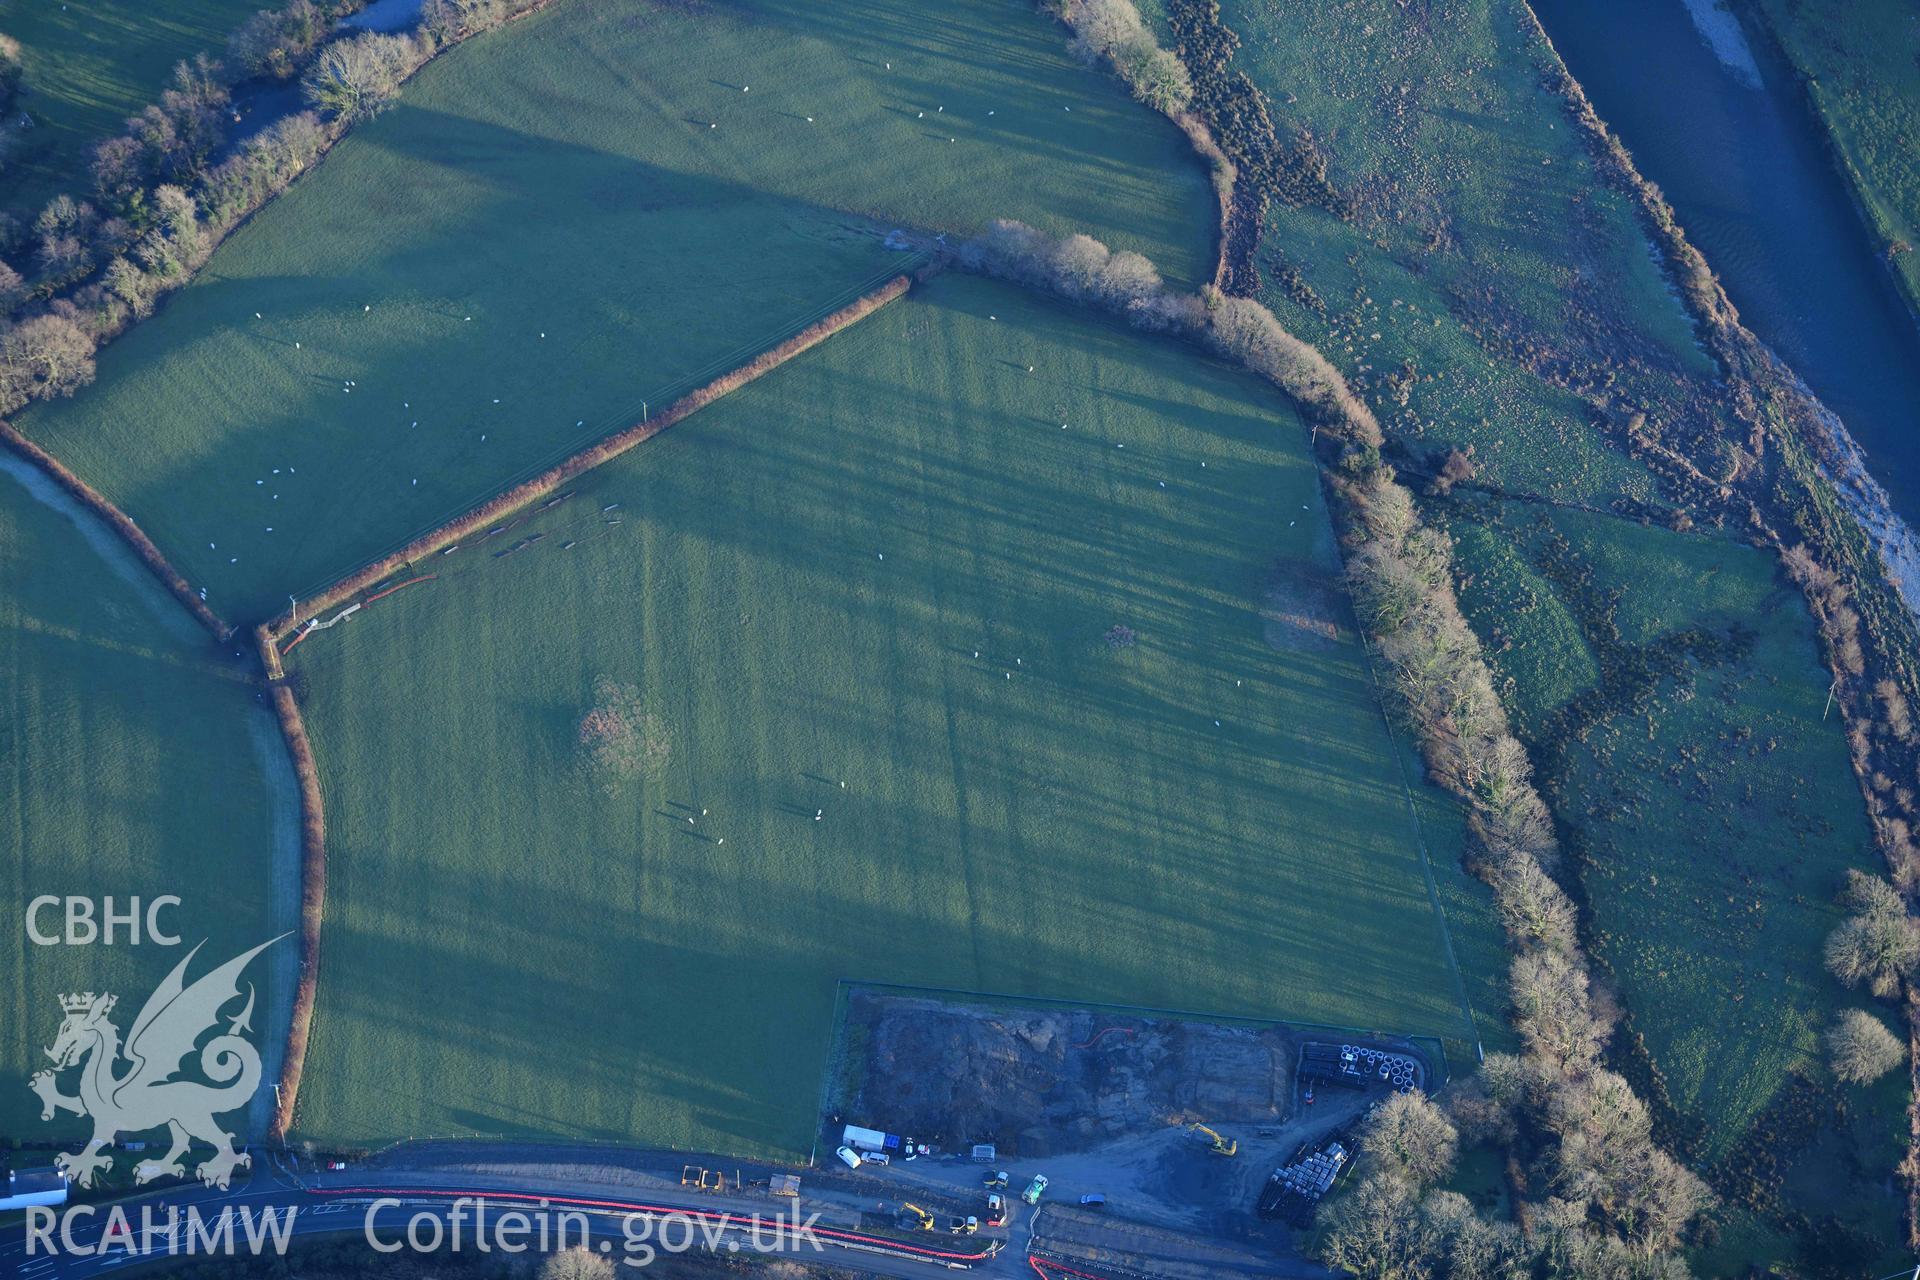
[835,1145,863,1169]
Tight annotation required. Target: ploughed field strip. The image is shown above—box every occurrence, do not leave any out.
[0,462,282,1139]
[1215,0,1900,1245]
[11,0,1213,625]
[280,275,1502,1156]
[0,0,261,218]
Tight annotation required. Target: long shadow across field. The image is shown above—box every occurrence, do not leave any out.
[286,278,1487,1155]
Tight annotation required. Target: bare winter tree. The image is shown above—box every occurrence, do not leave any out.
[577,676,671,792]
[1823,870,1920,997]
[540,1247,614,1280]
[1361,1091,1458,1190]
[1509,949,1609,1070]
[0,313,96,411]
[302,33,421,122]
[1827,1008,1905,1085]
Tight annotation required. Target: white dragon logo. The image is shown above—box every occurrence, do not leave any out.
[28,936,284,1190]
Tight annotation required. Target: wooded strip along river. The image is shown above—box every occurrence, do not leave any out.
[1533,0,1920,531]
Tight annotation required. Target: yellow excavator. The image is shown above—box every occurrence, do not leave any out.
[1187,1122,1239,1157]
[898,1203,936,1232]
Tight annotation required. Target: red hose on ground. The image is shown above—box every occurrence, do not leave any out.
[279,627,312,656]
[1030,1258,1116,1280]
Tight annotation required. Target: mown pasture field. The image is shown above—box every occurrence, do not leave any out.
[0,462,288,1144]
[0,0,259,217]
[14,0,1213,625]
[282,275,1504,1155]
[1218,0,1902,1257]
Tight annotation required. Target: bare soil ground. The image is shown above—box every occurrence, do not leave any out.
[840,994,1304,1157]
[831,990,1420,1244]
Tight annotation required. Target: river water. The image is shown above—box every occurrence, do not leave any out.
[1532,0,1920,528]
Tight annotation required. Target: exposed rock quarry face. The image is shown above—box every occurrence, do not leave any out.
[847,995,1295,1157]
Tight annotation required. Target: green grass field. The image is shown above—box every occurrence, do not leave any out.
[0,0,260,218]
[1744,0,1920,313]
[14,0,1213,625]
[1452,501,1877,1150]
[281,274,1500,1154]
[0,460,288,1144]
[1217,0,1903,1256]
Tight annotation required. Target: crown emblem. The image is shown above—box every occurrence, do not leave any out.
[59,992,112,1015]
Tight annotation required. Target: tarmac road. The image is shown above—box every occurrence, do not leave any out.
[0,1151,1000,1280]
[0,1139,1325,1280]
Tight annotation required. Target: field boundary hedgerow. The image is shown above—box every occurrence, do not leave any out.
[0,418,232,639]
[252,624,326,1140]
[1043,1,1236,290]
[1522,2,1920,1241]
[262,272,916,643]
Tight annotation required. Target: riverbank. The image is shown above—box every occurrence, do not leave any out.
[1526,0,1920,1247]
[1533,0,1920,539]
[1733,0,1920,335]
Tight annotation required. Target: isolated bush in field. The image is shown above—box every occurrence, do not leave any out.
[1360,1091,1457,1190]
[302,32,422,122]
[1824,870,1920,997]
[1827,1008,1905,1085]
[0,313,95,411]
[1427,446,1477,496]
[1103,624,1136,650]
[229,1,330,81]
[577,677,671,791]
